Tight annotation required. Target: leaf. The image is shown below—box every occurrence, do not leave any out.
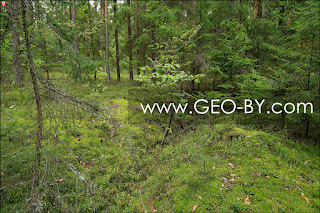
[230,174,237,177]
[192,204,198,212]
[222,177,228,185]
[57,178,64,183]
[244,195,250,205]
[9,105,15,109]
[228,163,235,169]
[195,194,202,199]
[301,196,310,203]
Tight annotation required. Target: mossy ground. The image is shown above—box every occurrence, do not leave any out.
[1,72,319,212]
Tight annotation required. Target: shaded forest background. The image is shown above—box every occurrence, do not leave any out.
[2,0,319,139]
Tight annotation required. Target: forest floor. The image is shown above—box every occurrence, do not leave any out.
[1,71,320,212]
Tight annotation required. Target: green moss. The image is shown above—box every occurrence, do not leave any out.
[222,127,247,141]
[1,73,319,212]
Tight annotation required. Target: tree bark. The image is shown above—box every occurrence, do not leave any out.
[100,0,105,78]
[27,1,34,33]
[191,0,197,91]
[127,0,133,80]
[11,0,24,87]
[281,110,286,129]
[72,0,81,83]
[193,0,197,25]
[151,22,156,80]
[63,5,68,22]
[21,0,43,203]
[307,36,314,91]
[105,0,111,83]
[305,36,314,137]
[278,4,285,26]
[35,0,49,80]
[254,0,262,19]
[287,10,292,30]
[135,0,140,75]
[69,0,72,30]
[305,118,310,137]
[161,110,174,146]
[318,68,320,96]
[88,1,96,80]
[72,0,79,52]
[113,0,121,81]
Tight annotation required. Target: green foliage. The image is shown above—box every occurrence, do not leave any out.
[136,62,200,87]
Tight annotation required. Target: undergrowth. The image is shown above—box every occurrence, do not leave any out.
[1,72,319,212]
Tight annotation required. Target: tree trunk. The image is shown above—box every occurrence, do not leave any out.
[254,0,262,19]
[21,0,43,205]
[135,0,140,75]
[318,68,320,96]
[151,23,156,80]
[307,36,314,91]
[72,0,79,52]
[100,33,104,73]
[35,0,49,80]
[27,1,34,23]
[278,4,285,26]
[72,0,81,83]
[69,0,72,30]
[63,6,68,22]
[281,110,286,129]
[287,10,292,30]
[191,0,197,91]
[127,0,133,80]
[11,0,24,87]
[161,110,174,146]
[105,0,111,83]
[113,0,121,82]
[305,36,314,137]
[305,118,310,137]
[193,0,197,25]
[27,1,34,33]
[100,0,105,78]
[88,1,96,80]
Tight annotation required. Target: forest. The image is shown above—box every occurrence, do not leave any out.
[1,0,320,212]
